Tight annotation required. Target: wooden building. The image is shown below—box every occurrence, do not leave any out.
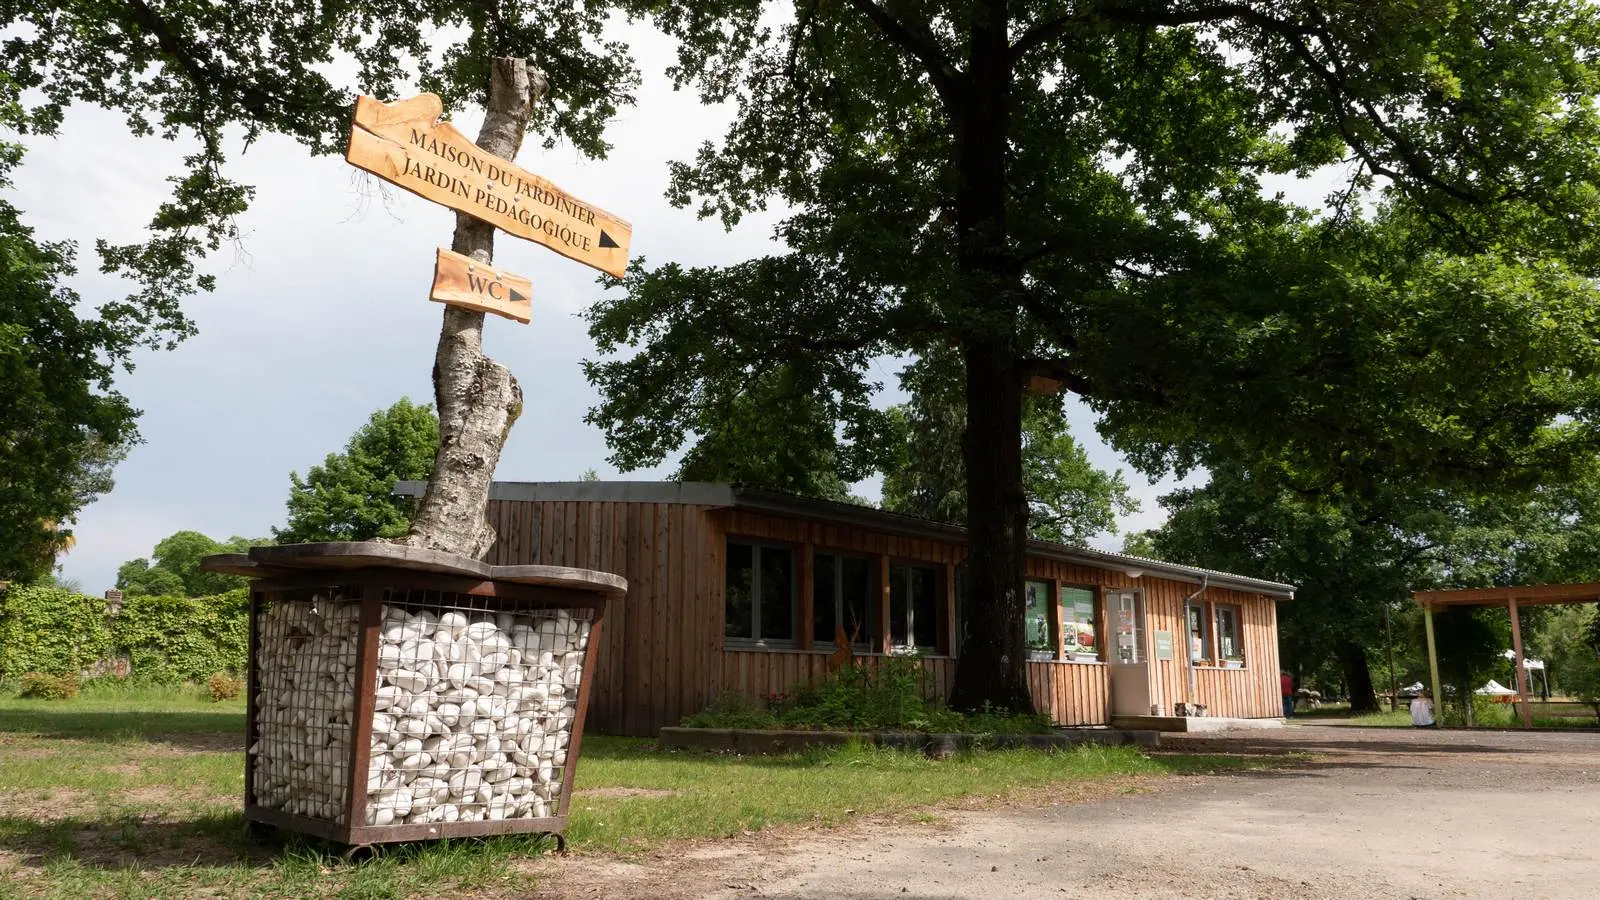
[396,481,1295,736]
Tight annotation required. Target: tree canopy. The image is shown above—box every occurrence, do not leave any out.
[587,0,1600,710]
[0,80,136,582]
[1133,462,1600,710]
[116,530,261,598]
[1,2,651,568]
[274,399,439,544]
[881,353,1136,545]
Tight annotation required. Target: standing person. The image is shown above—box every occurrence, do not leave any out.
[1411,689,1436,728]
[1280,671,1295,719]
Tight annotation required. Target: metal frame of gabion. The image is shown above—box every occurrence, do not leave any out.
[203,543,623,850]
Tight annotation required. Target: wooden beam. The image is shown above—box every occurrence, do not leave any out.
[1509,597,1532,729]
[1424,605,1443,728]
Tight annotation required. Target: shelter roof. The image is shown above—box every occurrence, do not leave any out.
[1414,583,1600,609]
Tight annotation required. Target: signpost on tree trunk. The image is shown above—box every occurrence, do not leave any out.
[341,58,630,559]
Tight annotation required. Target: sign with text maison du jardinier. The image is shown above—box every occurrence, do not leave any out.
[430,247,532,323]
[345,93,632,280]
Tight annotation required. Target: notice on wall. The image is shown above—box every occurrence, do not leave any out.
[346,93,632,277]
[1154,630,1174,661]
[429,248,532,323]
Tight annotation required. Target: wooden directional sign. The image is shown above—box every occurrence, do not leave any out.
[430,248,532,323]
[346,93,631,278]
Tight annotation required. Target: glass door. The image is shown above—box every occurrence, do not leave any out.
[1107,589,1153,716]
[1112,590,1144,664]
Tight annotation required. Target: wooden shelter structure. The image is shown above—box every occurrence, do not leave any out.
[1413,583,1600,728]
[398,481,1296,736]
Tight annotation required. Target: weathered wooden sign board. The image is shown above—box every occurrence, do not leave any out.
[430,248,532,323]
[346,93,632,278]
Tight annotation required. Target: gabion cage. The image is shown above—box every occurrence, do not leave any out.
[206,543,619,848]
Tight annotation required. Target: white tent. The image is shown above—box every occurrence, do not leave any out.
[1475,679,1518,696]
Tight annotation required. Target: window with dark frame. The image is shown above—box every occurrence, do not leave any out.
[724,539,796,643]
[1215,604,1243,663]
[889,562,942,652]
[1186,602,1211,663]
[812,551,877,647]
[1024,580,1054,657]
[1060,586,1099,662]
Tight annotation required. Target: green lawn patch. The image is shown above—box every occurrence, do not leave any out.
[0,684,1282,898]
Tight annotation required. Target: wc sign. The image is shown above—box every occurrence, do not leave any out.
[429,248,533,323]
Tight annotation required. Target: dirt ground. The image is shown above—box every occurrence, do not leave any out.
[535,724,1600,899]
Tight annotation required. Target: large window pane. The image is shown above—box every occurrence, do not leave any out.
[889,567,909,646]
[1186,603,1208,663]
[840,556,875,646]
[759,546,794,641]
[813,552,838,644]
[1060,587,1098,661]
[910,566,939,648]
[1024,580,1053,654]
[725,542,754,639]
[1216,605,1241,662]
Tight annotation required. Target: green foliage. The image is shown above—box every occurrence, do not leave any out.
[0,583,111,679]
[0,90,136,581]
[590,0,1600,711]
[18,671,79,700]
[115,530,257,598]
[0,3,645,355]
[1430,608,1509,725]
[274,398,438,544]
[681,657,1052,734]
[112,589,249,683]
[882,352,1136,543]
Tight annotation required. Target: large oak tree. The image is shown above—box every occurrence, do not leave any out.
[587,1,1600,711]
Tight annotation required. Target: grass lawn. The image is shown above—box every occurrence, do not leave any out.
[1295,699,1600,729]
[0,685,1279,898]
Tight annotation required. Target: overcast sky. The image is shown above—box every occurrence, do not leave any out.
[14,20,1338,593]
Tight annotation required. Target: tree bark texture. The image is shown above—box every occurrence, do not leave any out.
[404,58,538,558]
[947,0,1034,714]
[1337,639,1380,713]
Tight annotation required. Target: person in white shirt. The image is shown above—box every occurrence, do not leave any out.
[1410,689,1435,728]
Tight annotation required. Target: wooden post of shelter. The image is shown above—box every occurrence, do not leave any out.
[1423,603,1444,728]
[1508,596,1532,729]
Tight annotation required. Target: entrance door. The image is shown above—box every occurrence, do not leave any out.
[1107,589,1153,717]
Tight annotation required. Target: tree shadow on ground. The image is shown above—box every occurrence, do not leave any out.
[0,708,245,752]
[0,810,272,873]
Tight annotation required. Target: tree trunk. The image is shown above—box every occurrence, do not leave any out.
[947,1,1032,714]
[1337,639,1380,713]
[404,58,538,558]
[948,342,1033,713]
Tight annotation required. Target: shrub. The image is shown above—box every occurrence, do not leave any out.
[682,656,1052,735]
[207,672,243,702]
[19,671,80,700]
[0,584,112,680]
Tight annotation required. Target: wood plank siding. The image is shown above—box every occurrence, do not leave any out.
[485,498,1284,736]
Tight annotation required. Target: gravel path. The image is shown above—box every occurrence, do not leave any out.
[543,724,1600,899]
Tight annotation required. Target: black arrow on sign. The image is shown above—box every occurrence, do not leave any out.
[511,289,529,306]
[598,230,620,249]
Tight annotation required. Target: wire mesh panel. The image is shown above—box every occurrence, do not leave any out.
[250,587,362,823]
[366,591,593,827]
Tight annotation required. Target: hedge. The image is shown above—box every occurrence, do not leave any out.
[0,584,112,679]
[0,584,249,683]
[113,589,250,682]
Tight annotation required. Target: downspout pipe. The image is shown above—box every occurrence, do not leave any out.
[1182,576,1209,704]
